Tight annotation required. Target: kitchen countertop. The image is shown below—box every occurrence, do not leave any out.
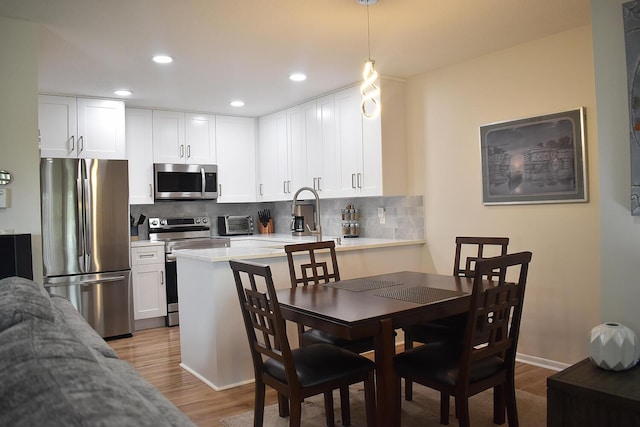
[130,240,165,248]
[173,233,425,263]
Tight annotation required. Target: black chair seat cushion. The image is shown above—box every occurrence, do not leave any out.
[264,343,374,388]
[404,313,467,343]
[301,329,375,355]
[394,341,504,387]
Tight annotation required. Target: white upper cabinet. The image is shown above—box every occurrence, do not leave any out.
[39,95,125,159]
[152,110,216,164]
[185,113,216,164]
[257,110,289,201]
[126,108,154,205]
[256,77,406,200]
[215,115,257,203]
[312,94,340,198]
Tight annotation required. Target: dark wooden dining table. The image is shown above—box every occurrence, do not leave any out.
[275,270,475,427]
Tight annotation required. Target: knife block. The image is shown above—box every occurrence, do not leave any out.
[258,219,274,234]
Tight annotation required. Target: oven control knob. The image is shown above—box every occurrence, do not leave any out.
[150,219,158,226]
[195,218,201,224]
[202,218,208,224]
[160,219,167,225]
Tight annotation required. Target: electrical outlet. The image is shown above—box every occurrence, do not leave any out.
[378,207,386,224]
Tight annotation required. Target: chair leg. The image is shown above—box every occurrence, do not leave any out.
[440,392,450,425]
[290,399,303,427]
[493,384,506,424]
[404,334,414,401]
[455,396,470,427]
[254,380,266,427]
[277,392,289,417]
[367,372,379,427]
[505,377,519,427]
[323,391,336,427]
[339,385,351,426]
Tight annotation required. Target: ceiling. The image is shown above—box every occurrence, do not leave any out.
[0,0,590,117]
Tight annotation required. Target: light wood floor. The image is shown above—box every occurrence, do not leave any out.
[108,326,556,427]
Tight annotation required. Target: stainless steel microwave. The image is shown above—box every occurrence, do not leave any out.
[154,163,218,200]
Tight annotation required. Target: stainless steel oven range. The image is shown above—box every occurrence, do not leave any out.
[148,216,229,326]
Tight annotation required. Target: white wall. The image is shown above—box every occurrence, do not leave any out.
[0,17,42,281]
[591,1,640,338]
[406,26,600,364]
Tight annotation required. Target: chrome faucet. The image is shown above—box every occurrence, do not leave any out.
[292,186,322,242]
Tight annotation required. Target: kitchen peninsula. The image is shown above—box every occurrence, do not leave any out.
[173,234,425,390]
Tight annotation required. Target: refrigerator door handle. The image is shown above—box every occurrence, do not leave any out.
[76,163,85,262]
[83,177,93,258]
[79,275,126,287]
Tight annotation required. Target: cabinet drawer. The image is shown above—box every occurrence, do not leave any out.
[131,245,165,265]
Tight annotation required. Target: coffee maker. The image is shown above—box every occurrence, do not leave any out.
[291,204,315,236]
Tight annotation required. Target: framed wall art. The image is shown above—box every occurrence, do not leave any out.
[479,108,587,205]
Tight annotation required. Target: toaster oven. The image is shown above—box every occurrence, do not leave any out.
[218,215,254,236]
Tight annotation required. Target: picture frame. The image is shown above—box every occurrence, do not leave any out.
[479,108,587,205]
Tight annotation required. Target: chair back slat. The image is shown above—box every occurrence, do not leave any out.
[230,260,296,384]
[459,251,531,381]
[454,236,510,278]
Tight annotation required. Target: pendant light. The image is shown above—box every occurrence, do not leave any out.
[359,0,380,119]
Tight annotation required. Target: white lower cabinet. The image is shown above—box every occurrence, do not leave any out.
[131,244,166,320]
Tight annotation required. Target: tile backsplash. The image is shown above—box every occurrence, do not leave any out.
[130,195,424,241]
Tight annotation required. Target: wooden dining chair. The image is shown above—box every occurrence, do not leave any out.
[230,259,376,427]
[284,241,375,354]
[394,251,532,427]
[284,241,376,425]
[403,236,510,400]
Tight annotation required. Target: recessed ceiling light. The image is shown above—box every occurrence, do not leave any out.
[113,89,132,96]
[289,73,307,82]
[230,100,245,107]
[152,55,173,64]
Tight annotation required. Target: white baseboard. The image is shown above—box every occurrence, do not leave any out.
[516,352,571,372]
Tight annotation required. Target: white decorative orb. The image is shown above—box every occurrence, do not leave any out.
[589,322,640,371]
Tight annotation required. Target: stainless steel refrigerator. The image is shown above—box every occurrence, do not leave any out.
[40,158,133,338]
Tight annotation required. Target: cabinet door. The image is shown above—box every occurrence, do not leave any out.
[126,108,154,205]
[132,263,167,320]
[313,94,340,197]
[38,95,78,158]
[153,110,186,163]
[216,115,257,203]
[361,106,383,196]
[257,110,289,201]
[335,86,364,195]
[287,104,307,192]
[76,98,125,159]
[185,113,216,164]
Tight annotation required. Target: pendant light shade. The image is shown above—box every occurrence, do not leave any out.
[360,0,380,119]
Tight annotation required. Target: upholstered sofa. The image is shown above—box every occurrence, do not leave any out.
[0,276,196,426]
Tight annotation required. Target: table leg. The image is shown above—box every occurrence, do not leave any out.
[375,318,398,427]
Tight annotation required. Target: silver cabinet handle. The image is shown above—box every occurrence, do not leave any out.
[317,177,322,191]
[160,271,164,285]
[180,145,184,158]
[70,135,75,152]
[357,173,362,188]
[283,180,287,193]
[139,253,155,259]
[352,173,356,189]
[78,136,84,153]
[218,183,222,197]
[187,145,191,159]
[149,183,153,198]
[313,177,317,190]
[259,183,263,196]
[288,180,291,193]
